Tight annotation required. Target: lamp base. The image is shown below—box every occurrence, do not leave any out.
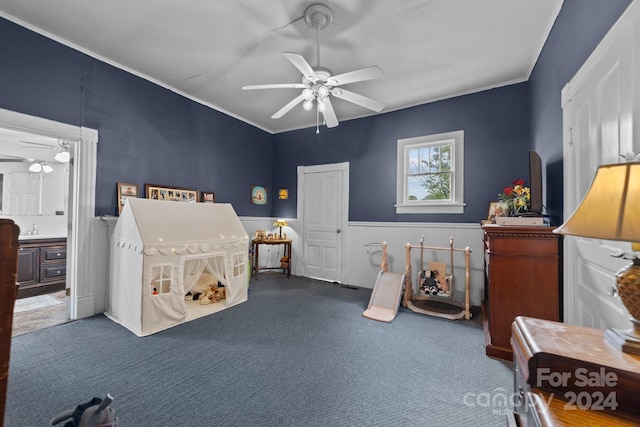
[606,258,640,354]
[605,326,640,355]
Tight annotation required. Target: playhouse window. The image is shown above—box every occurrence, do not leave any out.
[232,253,246,277]
[150,264,173,295]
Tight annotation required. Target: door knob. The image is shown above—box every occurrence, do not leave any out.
[336,228,341,234]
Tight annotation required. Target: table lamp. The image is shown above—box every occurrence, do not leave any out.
[555,162,640,354]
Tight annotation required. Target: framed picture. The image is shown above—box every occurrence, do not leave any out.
[251,185,268,205]
[117,182,139,214]
[487,202,504,220]
[145,183,198,203]
[200,191,215,203]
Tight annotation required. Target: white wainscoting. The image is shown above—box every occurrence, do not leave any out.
[91,216,485,318]
[347,222,484,306]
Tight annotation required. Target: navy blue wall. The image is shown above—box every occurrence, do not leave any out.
[0,17,274,217]
[529,0,631,225]
[0,0,632,221]
[273,83,530,223]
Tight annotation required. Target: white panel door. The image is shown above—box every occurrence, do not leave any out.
[4,172,40,215]
[562,5,638,329]
[299,163,347,283]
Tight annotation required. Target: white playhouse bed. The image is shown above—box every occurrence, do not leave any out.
[107,198,250,336]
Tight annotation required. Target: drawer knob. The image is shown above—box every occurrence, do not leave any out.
[56,252,61,256]
[56,270,61,274]
[607,286,618,297]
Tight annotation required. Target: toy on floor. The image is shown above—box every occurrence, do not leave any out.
[50,394,117,427]
[362,242,406,323]
[403,235,472,320]
[184,272,226,304]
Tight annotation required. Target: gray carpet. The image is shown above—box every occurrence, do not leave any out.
[6,275,514,426]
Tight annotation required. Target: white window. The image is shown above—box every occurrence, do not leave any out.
[396,130,464,214]
[150,264,173,295]
[232,252,246,277]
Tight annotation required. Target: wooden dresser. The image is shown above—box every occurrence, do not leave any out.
[482,225,562,360]
[511,316,640,426]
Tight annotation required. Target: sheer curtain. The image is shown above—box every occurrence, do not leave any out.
[182,255,228,294]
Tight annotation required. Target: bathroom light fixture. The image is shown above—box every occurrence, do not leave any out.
[54,141,71,163]
[28,161,54,173]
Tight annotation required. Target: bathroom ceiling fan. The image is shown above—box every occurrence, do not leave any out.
[242,3,385,130]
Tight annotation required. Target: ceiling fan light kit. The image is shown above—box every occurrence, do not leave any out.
[242,3,385,131]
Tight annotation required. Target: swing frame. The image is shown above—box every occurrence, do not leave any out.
[402,235,472,320]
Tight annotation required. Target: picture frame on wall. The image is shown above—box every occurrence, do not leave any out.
[145,183,198,203]
[200,191,215,203]
[250,185,268,205]
[117,182,139,214]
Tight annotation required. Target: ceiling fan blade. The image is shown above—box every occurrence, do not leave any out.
[18,140,56,148]
[331,88,385,112]
[283,52,317,80]
[243,83,306,90]
[328,66,384,86]
[321,98,339,128]
[271,93,306,119]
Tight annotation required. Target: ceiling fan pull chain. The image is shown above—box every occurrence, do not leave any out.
[316,107,320,134]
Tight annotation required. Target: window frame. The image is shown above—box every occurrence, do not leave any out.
[232,252,246,277]
[150,263,174,296]
[396,130,464,214]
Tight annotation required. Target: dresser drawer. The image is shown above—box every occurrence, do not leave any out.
[40,246,67,263]
[40,264,66,282]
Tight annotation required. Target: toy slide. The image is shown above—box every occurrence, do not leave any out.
[362,270,405,323]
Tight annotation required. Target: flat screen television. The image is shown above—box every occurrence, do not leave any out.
[528,150,543,215]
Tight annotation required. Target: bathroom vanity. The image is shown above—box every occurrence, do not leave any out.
[17,237,67,298]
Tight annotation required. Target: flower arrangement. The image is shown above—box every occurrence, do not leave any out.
[273,219,288,239]
[498,179,530,216]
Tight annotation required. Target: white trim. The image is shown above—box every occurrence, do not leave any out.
[396,130,464,214]
[0,108,98,320]
[562,0,638,103]
[349,221,480,229]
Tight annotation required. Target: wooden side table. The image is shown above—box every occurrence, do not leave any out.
[511,316,640,425]
[252,239,292,279]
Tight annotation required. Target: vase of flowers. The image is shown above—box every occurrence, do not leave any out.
[498,179,531,216]
[273,219,288,239]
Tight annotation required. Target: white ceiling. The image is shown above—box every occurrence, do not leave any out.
[0,0,563,134]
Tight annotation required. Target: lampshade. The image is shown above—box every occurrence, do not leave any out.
[29,163,42,173]
[555,162,640,242]
[42,163,54,173]
[558,161,640,355]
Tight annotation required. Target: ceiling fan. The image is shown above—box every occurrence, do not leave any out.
[242,3,385,131]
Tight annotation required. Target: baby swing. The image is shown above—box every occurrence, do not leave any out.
[402,235,472,320]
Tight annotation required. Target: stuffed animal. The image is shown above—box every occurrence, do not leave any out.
[199,283,227,305]
[419,270,441,295]
[438,275,450,293]
[280,256,290,269]
[185,272,217,302]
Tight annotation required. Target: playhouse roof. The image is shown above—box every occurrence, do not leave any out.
[118,198,249,255]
